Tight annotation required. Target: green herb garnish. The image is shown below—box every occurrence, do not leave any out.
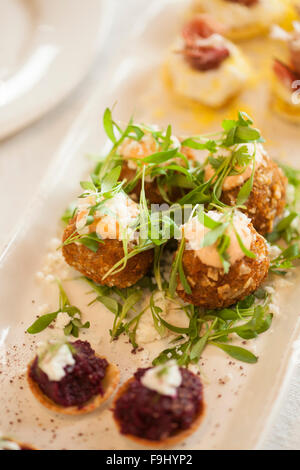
[27,279,90,337]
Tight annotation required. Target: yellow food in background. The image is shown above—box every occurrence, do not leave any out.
[166,45,251,108]
[192,0,298,41]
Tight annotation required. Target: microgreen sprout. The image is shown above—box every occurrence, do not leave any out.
[27,279,90,337]
[41,109,300,369]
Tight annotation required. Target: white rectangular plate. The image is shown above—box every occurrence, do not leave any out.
[1,0,300,450]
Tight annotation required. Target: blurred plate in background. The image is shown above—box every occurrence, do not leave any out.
[0,0,114,140]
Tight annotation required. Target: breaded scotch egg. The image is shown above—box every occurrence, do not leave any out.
[119,129,195,205]
[204,143,287,235]
[62,192,153,288]
[176,210,269,309]
[166,16,251,108]
[192,0,295,41]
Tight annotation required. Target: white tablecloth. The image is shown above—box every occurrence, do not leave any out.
[0,0,299,450]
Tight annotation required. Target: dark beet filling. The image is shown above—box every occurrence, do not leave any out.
[30,340,108,408]
[114,367,203,441]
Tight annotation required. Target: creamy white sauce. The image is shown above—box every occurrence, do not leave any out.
[95,192,139,241]
[119,132,158,162]
[204,143,266,190]
[141,360,182,396]
[55,312,72,330]
[195,0,287,31]
[168,38,250,107]
[119,129,181,176]
[0,437,21,450]
[39,343,75,382]
[271,24,292,41]
[194,33,228,49]
[76,194,96,233]
[182,210,253,269]
[271,22,300,51]
[75,192,140,242]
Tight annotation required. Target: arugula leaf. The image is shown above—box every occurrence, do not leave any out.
[202,222,229,247]
[96,295,120,315]
[142,148,178,164]
[61,202,77,225]
[234,229,256,259]
[152,341,191,366]
[27,312,59,334]
[276,212,298,232]
[80,181,96,192]
[101,166,121,194]
[126,125,144,141]
[235,127,261,143]
[222,119,237,132]
[211,342,258,364]
[169,237,186,298]
[178,260,192,295]
[150,294,165,337]
[267,212,299,244]
[27,279,89,337]
[201,212,222,229]
[236,155,255,206]
[181,138,217,153]
[77,234,101,252]
[103,108,117,143]
[270,243,300,274]
[154,312,191,335]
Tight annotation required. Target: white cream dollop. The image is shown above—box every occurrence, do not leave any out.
[95,192,140,241]
[55,312,72,330]
[119,129,181,176]
[119,131,158,163]
[205,143,266,191]
[271,22,300,51]
[193,33,228,49]
[39,343,75,382]
[75,192,140,242]
[182,210,253,269]
[141,360,182,397]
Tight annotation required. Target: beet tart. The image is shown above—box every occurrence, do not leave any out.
[27,340,119,415]
[113,361,205,447]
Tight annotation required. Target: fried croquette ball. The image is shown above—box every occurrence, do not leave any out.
[118,131,194,205]
[204,143,287,235]
[119,163,164,205]
[62,192,153,288]
[176,210,269,309]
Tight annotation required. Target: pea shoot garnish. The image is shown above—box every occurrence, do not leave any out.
[27,279,90,337]
[29,108,300,371]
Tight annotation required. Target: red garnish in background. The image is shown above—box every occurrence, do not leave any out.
[225,0,259,6]
[181,16,230,71]
[273,59,300,90]
[290,42,300,76]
